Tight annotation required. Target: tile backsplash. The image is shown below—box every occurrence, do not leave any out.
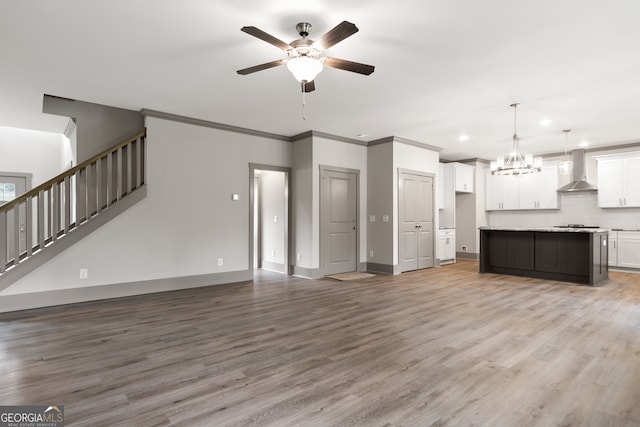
[488,191,640,230]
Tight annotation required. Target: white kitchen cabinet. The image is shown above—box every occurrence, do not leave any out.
[455,163,474,193]
[485,172,518,210]
[439,229,456,264]
[597,155,640,208]
[485,165,558,211]
[609,231,618,266]
[485,171,501,210]
[616,231,640,268]
[537,166,560,209]
[518,165,559,209]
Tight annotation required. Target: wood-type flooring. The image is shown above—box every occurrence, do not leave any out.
[1,260,639,426]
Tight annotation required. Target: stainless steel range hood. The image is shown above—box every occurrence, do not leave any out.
[557,149,598,192]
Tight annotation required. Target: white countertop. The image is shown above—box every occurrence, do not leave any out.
[479,227,608,233]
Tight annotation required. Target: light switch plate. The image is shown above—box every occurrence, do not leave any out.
[231,194,239,201]
[369,215,376,222]
[382,215,390,222]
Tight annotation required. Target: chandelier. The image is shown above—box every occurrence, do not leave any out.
[490,103,542,175]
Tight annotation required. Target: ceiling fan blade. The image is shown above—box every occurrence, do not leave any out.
[323,57,375,75]
[241,26,292,51]
[236,59,286,75]
[302,80,316,93]
[312,21,359,50]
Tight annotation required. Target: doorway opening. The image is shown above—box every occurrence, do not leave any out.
[1,172,32,263]
[249,164,291,279]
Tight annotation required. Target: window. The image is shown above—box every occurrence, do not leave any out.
[0,182,16,202]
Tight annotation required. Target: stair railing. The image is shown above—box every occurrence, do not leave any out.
[0,129,146,274]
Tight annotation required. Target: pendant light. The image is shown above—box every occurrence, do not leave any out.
[490,103,542,176]
[558,129,573,175]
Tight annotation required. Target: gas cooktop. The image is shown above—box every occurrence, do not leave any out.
[554,224,600,229]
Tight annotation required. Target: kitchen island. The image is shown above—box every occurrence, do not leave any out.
[479,227,609,286]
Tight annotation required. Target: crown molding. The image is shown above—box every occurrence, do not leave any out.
[140,109,290,142]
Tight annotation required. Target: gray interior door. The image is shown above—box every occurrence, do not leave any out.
[399,172,434,272]
[321,167,358,275]
[1,175,28,261]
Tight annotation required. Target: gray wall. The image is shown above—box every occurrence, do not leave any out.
[367,142,394,267]
[1,116,291,299]
[43,95,144,162]
[292,135,313,273]
[456,160,487,256]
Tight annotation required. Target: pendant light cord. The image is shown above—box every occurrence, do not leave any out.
[511,103,520,154]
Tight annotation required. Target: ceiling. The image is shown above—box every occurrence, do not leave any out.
[2,0,640,160]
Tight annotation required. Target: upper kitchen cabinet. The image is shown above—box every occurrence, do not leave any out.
[485,171,518,210]
[454,163,474,193]
[518,165,559,209]
[596,154,640,208]
[485,165,558,211]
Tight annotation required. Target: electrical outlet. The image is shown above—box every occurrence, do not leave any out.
[271,249,276,257]
[369,250,374,257]
[462,245,468,251]
[382,215,390,223]
[217,258,223,267]
[79,268,88,279]
[369,215,376,222]
[296,253,301,262]
[274,215,278,223]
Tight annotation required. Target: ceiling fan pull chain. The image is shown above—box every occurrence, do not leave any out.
[302,82,307,120]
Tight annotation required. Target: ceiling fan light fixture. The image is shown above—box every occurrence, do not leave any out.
[287,56,323,83]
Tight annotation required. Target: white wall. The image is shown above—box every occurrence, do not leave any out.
[259,170,285,270]
[0,126,71,187]
[1,117,291,295]
[393,141,440,264]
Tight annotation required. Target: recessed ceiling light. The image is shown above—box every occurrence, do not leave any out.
[356,133,371,138]
[539,119,552,126]
[458,134,469,141]
[579,140,589,147]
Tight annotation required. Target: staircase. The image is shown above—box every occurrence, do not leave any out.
[0,130,147,291]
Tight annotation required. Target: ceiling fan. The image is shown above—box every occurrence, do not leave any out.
[237,21,375,93]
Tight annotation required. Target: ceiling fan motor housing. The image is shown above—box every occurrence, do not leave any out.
[289,39,320,60]
[296,22,312,38]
